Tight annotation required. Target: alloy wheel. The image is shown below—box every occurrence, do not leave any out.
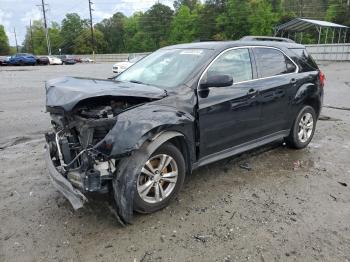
[298,112,314,143]
[137,154,178,204]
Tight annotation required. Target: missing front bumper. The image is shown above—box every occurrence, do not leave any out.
[44,144,87,209]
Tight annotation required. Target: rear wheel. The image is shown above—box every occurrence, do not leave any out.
[133,142,186,213]
[286,105,316,149]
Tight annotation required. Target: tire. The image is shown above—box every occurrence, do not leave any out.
[133,142,186,214]
[286,105,316,149]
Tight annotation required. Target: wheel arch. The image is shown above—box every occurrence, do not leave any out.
[293,83,322,118]
[112,130,190,224]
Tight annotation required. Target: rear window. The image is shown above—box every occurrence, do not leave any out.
[289,48,318,71]
[254,47,297,78]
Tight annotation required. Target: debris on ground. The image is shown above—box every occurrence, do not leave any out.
[239,163,252,171]
[293,160,301,170]
[193,234,211,243]
[330,194,337,201]
[338,182,347,187]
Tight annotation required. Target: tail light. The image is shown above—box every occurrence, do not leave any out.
[319,71,325,87]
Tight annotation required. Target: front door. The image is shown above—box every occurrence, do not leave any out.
[197,48,262,158]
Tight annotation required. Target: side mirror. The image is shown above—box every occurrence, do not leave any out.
[200,74,233,89]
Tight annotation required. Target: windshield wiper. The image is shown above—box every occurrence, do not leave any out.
[129,80,147,85]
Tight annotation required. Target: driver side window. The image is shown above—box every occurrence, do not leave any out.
[207,48,253,83]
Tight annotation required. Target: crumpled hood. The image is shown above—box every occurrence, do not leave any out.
[45,76,166,112]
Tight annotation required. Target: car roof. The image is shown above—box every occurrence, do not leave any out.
[163,40,305,51]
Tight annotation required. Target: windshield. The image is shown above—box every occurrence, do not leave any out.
[116,48,212,89]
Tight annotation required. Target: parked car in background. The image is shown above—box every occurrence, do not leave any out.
[8,53,37,66]
[74,57,82,63]
[0,56,10,66]
[81,57,94,63]
[58,55,77,65]
[112,55,145,74]
[36,56,50,65]
[48,56,63,65]
[44,39,324,224]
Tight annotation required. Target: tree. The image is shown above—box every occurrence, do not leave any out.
[22,20,47,54]
[140,3,174,49]
[0,25,10,55]
[49,22,63,55]
[95,12,126,53]
[74,28,107,54]
[173,0,199,11]
[216,0,251,40]
[169,5,199,44]
[248,0,278,36]
[326,0,350,26]
[60,13,86,53]
[195,0,226,40]
[123,12,149,52]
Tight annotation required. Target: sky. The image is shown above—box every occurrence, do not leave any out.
[0,0,174,46]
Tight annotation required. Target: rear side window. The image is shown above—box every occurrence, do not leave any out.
[207,48,253,83]
[290,48,318,71]
[254,48,297,78]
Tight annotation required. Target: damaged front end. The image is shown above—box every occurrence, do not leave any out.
[45,97,151,206]
[44,76,166,217]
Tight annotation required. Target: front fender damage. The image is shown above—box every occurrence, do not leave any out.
[94,104,194,157]
[99,106,195,224]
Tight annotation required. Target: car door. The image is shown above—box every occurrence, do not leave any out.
[197,47,262,158]
[252,47,298,135]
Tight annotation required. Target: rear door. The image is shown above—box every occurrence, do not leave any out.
[252,47,298,135]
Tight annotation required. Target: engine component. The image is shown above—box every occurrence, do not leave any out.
[84,169,101,192]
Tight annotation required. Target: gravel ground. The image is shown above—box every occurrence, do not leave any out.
[0,62,349,262]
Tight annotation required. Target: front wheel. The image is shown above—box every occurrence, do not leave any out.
[286,105,316,149]
[133,142,186,213]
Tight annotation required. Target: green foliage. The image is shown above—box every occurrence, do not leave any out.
[18,0,350,55]
[95,12,126,53]
[325,0,350,26]
[22,20,47,55]
[216,0,251,40]
[49,22,63,55]
[169,5,198,44]
[249,0,278,36]
[0,25,10,55]
[173,0,199,11]
[60,13,87,53]
[140,3,174,49]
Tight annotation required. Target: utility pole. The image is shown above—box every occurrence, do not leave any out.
[13,28,19,53]
[40,0,51,55]
[30,20,35,54]
[88,0,95,60]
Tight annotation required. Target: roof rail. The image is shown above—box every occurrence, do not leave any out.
[240,36,295,43]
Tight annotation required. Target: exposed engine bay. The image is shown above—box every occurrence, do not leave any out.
[46,96,153,193]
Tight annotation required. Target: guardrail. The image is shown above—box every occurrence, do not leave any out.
[78,52,150,63]
[305,44,350,61]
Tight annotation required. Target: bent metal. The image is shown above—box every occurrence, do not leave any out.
[44,39,324,225]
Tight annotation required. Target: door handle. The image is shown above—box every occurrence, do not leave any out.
[290,78,297,84]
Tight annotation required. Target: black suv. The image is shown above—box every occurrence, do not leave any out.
[45,40,324,224]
